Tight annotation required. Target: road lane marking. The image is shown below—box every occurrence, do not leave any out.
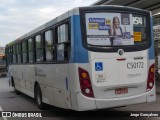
[0,105,7,120]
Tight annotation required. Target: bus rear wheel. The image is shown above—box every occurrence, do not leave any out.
[35,84,44,109]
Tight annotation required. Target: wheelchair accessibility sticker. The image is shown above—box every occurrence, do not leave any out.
[95,62,103,71]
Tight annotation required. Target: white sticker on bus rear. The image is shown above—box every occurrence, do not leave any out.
[95,73,107,83]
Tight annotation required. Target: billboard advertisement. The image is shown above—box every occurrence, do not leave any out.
[85,13,135,46]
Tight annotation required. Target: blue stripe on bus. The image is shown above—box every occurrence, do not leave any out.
[148,16,155,60]
[69,15,89,63]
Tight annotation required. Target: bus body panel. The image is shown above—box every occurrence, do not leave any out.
[72,11,156,110]
[146,59,156,102]
[24,65,35,98]
[9,64,72,109]
[89,50,148,99]
[75,83,155,111]
[146,15,156,102]
[34,64,71,109]
[12,65,25,92]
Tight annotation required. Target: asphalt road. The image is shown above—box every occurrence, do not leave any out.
[0,77,159,120]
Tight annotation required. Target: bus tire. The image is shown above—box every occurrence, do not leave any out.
[35,84,44,109]
[12,78,20,95]
[14,87,20,95]
[155,72,159,80]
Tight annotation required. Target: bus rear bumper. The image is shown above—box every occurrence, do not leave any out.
[96,93,146,110]
[75,86,156,111]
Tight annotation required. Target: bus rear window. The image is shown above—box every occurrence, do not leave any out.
[85,12,147,46]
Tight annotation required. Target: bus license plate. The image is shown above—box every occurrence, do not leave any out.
[115,88,128,95]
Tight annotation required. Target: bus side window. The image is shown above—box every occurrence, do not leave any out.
[28,38,34,63]
[6,48,9,64]
[56,23,70,62]
[22,41,28,63]
[17,43,22,63]
[13,45,17,64]
[9,47,13,64]
[35,35,43,62]
[45,30,54,61]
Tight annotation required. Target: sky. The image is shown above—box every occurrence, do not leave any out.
[0,0,97,47]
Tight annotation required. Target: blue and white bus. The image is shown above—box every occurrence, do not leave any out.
[5,5,155,111]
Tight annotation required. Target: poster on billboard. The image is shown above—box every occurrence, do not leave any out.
[85,13,134,46]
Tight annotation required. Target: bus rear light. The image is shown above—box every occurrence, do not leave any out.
[83,80,90,86]
[150,68,154,73]
[147,64,155,92]
[82,73,88,79]
[85,88,90,94]
[78,67,94,98]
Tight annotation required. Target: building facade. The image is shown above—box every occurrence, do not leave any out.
[0,47,5,55]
